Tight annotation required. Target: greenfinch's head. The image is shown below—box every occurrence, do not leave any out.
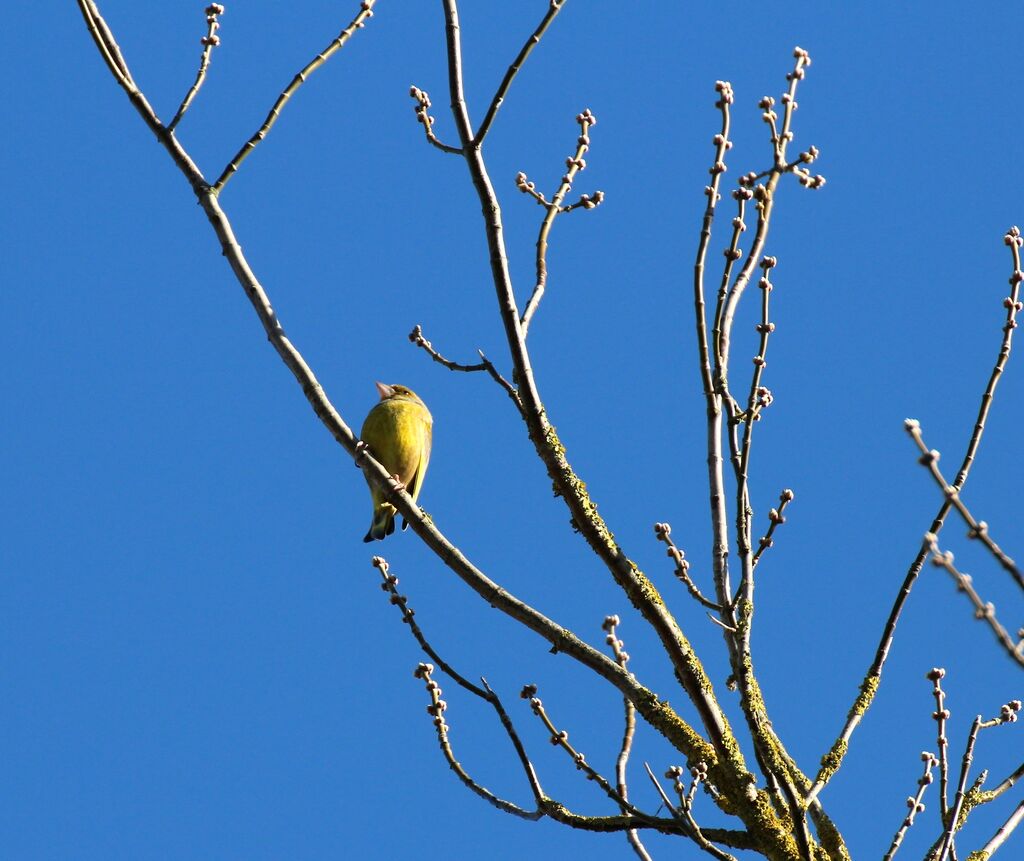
[375,382,426,407]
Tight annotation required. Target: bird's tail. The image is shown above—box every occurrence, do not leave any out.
[363,504,397,542]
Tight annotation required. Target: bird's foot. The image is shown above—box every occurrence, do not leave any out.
[390,473,407,492]
[354,440,369,467]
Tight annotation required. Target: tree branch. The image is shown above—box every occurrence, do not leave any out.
[167,3,225,133]
[438,0,742,783]
[212,0,378,191]
[474,0,568,145]
[808,226,1024,805]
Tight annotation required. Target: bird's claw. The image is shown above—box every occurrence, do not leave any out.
[390,473,407,492]
[354,440,369,467]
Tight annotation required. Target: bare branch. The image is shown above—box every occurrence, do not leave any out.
[474,0,568,145]
[408,324,522,410]
[167,4,225,133]
[716,48,819,388]
[991,760,1024,798]
[927,541,1024,668]
[653,522,722,612]
[809,226,1024,805]
[414,661,543,819]
[603,616,652,861]
[78,0,725,780]
[693,79,734,399]
[77,0,135,88]
[751,489,794,568]
[694,50,821,824]
[642,764,738,861]
[519,109,604,337]
[906,422,1023,591]
[522,683,633,811]
[977,800,1024,858]
[928,668,953,819]
[212,0,378,191]
[936,699,1023,861]
[408,86,463,154]
[882,751,938,861]
[439,0,740,777]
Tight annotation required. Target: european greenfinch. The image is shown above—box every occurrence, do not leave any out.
[359,382,433,542]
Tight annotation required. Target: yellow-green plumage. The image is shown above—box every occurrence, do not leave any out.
[360,382,433,542]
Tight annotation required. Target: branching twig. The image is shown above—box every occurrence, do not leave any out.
[935,697,1022,861]
[212,0,378,191]
[882,751,938,861]
[518,109,604,337]
[927,541,1024,668]
[642,763,737,861]
[414,661,543,819]
[751,489,794,568]
[697,49,821,826]
[167,4,225,133]
[809,227,1024,805]
[522,683,631,809]
[372,556,546,810]
[408,324,522,410]
[474,0,568,145]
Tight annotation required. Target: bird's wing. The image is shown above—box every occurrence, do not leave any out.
[406,417,432,502]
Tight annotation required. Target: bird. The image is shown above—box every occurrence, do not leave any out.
[359,382,433,542]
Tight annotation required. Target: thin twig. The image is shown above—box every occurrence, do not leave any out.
[371,556,547,809]
[167,4,225,133]
[906,422,1023,590]
[408,87,463,154]
[474,0,568,145]
[212,0,378,191]
[519,109,604,337]
[882,752,938,861]
[808,227,1024,805]
[728,254,778,609]
[414,661,543,819]
[642,764,737,861]
[694,80,735,400]
[751,489,794,568]
[716,48,818,388]
[928,668,952,819]
[408,324,522,411]
[602,616,653,861]
[523,684,632,810]
[653,523,722,611]
[927,541,1024,668]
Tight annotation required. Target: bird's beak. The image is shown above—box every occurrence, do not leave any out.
[375,381,395,400]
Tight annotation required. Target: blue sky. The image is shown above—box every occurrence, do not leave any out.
[3,2,1023,858]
